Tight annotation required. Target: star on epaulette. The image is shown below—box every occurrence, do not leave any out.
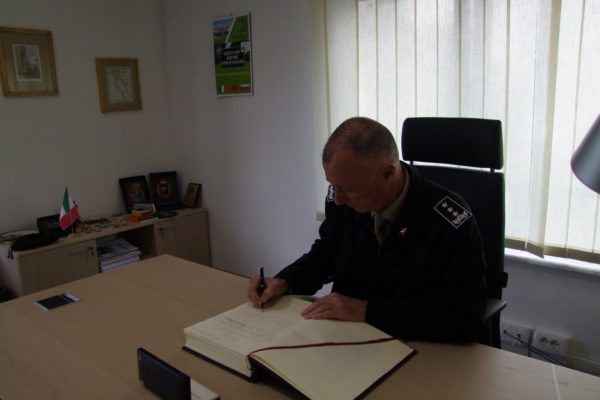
[434,196,472,228]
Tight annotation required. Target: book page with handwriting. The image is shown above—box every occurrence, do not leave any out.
[185,296,310,355]
[184,296,414,398]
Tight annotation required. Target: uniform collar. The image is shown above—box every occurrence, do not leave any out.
[373,163,411,223]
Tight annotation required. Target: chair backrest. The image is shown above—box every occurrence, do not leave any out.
[401,117,507,300]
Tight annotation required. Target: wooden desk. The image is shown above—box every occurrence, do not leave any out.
[1,255,599,399]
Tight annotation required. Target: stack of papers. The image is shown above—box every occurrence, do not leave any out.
[96,236,141,272]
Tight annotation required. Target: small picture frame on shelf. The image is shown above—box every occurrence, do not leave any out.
[95,57,141,112]
[0,26,58,96]
[148,171,183,210]
[183,183,202,208]
[119,176,150,213]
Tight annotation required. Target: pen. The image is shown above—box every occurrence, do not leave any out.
[257,267,266,310]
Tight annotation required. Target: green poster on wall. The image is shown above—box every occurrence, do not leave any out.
[213,14,253,97]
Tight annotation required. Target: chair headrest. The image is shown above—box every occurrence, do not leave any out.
[401,117,503,169]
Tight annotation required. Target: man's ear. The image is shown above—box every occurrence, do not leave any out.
[381,163,397,180]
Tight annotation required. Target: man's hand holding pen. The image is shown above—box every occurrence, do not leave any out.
[247,272,366,322]
[248,270,289,309]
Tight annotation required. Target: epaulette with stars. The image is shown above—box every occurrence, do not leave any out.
[433,196,472,229]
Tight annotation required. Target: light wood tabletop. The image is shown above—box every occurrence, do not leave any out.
[1,255,599,399]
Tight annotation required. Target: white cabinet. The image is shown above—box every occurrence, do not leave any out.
[154,211,210,265]
[15,240,98,296]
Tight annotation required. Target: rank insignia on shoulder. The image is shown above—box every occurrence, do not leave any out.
[434,196,472,229]
[327,185,335,202]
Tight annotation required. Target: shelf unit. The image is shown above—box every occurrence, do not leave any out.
[0,208,211,296]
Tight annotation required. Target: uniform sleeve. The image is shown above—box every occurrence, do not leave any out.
[275,207,336,295]
[366,219,488,343]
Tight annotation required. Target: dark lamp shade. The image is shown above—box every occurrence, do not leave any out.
[571,114,600,194]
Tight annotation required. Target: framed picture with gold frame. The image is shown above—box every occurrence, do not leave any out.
[95,58,141,112]
[0,27,58,96]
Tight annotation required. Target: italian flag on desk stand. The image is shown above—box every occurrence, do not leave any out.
[59,187,80,231]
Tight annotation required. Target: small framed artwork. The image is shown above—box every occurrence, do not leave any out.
[95,58,141,112]
[148,171,182,210]
[0,27,58,96]
[183,183,202,208]
[119,176,150,213]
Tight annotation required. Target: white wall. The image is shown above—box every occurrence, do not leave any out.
[503,256,600,375]
[2,0,599,377]
[164,0,321,279]
[0,0,173,231]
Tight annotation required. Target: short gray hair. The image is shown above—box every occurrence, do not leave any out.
[322,117,399,164]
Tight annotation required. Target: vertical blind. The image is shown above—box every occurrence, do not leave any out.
[312,0,600,263]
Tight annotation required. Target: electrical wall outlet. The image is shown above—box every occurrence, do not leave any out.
[532,330,570,357]
[500,321,532,352]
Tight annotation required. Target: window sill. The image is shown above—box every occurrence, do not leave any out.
[505,248,600,277]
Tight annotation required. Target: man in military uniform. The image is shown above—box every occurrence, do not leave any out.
[248,117,487,342]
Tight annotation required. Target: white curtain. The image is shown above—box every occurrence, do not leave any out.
[312,0,600,262]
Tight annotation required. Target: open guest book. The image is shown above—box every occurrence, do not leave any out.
[183,296,415,400]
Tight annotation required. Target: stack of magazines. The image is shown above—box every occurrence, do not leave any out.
[96,236,141,272]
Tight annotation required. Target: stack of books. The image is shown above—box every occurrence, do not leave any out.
[127,209,158,223]
[96,236,141,272]
[127,203,158,223]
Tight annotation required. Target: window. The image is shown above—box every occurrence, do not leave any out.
[313,0,600,262]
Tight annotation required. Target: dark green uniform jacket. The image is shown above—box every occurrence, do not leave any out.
[276,162,488,342]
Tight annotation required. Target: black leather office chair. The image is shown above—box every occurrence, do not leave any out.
[401,117,508,348]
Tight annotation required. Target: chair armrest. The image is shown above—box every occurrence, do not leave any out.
[483,298,507,322]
